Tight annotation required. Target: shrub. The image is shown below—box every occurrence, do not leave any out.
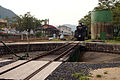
[96,74,102,78]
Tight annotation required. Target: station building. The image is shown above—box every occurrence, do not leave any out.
[36,24,59,37]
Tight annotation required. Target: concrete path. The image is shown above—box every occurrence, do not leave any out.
[0,59,12,63]
[0,60,61,80]
[30,62,62,80]
[0,60,26,73]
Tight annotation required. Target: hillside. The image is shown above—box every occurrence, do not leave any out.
[63,24,76,31]
[0,6,17,19]
[56,24,76,32]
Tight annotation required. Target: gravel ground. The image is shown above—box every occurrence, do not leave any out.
[45,62,120,80]
[0,61,15,68]
[90,67,120,80]
[80,51,120,63]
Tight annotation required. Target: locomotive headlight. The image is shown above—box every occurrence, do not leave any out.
[79,35,81,37]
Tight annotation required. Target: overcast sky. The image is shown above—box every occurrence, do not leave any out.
[0,0,98,25]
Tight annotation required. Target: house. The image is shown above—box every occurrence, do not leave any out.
[35,24,59,37]
[58,25,72,36]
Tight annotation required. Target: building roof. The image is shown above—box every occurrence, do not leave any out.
[42,24,57,30]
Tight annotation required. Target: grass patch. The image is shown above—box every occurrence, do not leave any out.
[85,40,91,42]
[118,66,120,68]
[72,73,84,78]
[72,73,92,80]
[104,71,108,74]
[59,78,64,80]
[105,40,120,44]
[96,74,102,78]
[79,76,89,80]
[86,39,120,44]
[48,38,62,41]
[87,74,93,77]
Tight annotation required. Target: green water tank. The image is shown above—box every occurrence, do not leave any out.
[91,10,112,23]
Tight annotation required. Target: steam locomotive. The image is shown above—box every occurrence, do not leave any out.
[74,24,87,41]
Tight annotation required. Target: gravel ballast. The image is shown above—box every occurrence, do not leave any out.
[45,62,120,80]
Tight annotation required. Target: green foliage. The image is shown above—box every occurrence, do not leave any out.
[95,0,116,10]
[111,2,120,26]
[96,74,102,78]
[72,73,93,80]
[35,32,42,37]
[105,39,120,43]
[79,11,91,27]
[22,12,35,32]
[118,66,120,68]
[104,71,108,74]
[7,12,49,35]
[79,0,116,27]
[72,73,84,78]
[79,76,89,80]
[59,78,64,80]
[78,11,91,35]
[87,74,93,77]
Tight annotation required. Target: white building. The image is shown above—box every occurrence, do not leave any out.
[58,25,72,36]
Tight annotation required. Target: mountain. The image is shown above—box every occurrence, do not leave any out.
[0,6,17,19]
[62,24,77,32]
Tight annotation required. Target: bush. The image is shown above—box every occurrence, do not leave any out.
[35,32,42,37]
[72,73,91,80]
[96,74,102,78]
[104,71,108,74]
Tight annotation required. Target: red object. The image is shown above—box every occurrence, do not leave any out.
[42,24,57,29]
[1,33,6,34]
[2,33,6,34]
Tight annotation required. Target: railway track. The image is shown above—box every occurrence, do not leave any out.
[0,41,80,80]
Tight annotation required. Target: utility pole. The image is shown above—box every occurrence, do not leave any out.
[48,19,50,36]
[48,19,49,25]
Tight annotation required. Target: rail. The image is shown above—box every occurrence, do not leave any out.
[24,41,80,80]
[0,41,76,76]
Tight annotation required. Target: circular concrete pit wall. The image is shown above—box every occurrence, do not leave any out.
[1,42,120,63]
[0,43,63,55]
[77,42,120,62]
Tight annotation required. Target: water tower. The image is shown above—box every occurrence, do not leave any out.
[91,10,113,40]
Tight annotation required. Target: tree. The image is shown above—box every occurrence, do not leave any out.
[41,19,49,25]
[7,12,48,37]
[79,11,91,27]
[16,15,24,32]
[111,1,120,25]
[79,11,91,34]
[33,18,42,29]
[21,12,35,33]
[94,0,116,11]
[110,1,120,39]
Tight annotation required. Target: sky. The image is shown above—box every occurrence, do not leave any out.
[0,0,98,26]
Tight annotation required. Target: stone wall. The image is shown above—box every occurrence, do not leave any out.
[0,34,21,40]
[1,42,120,56]
[0,43,63,55]
[86,42,120,53]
